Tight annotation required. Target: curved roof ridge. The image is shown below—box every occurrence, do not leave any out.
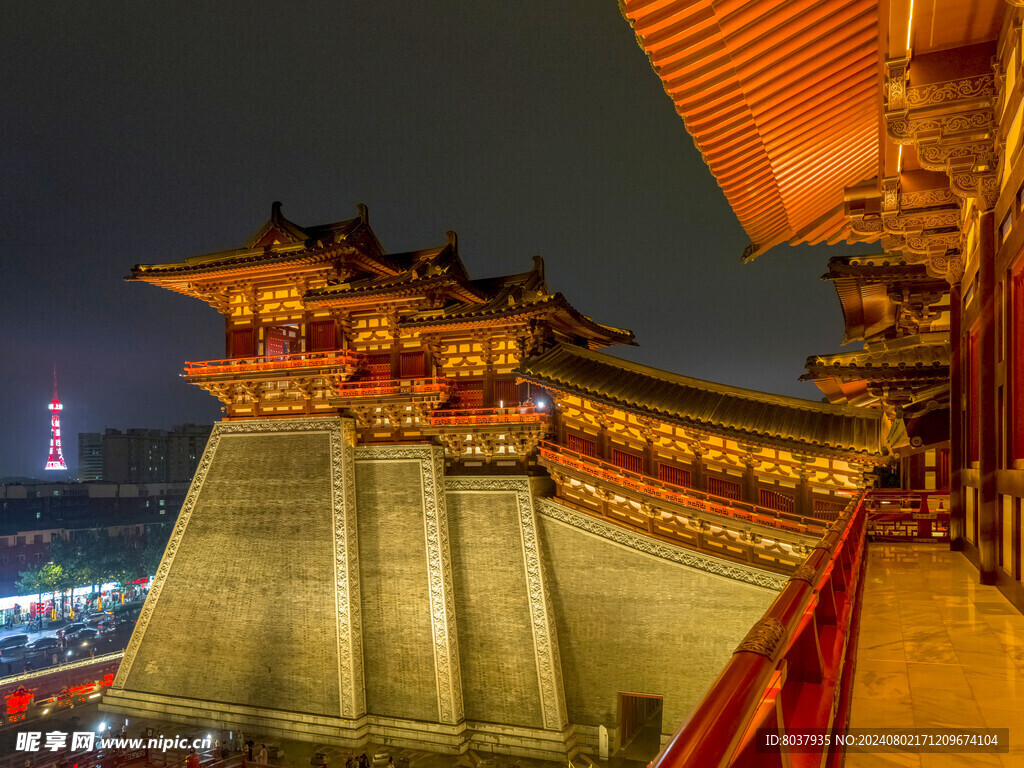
[532,344,880,419]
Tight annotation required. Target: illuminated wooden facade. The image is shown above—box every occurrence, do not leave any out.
[618,0,1024,606]
[517,345,883,573]
[131,203,887,574]
[130,203,632,469]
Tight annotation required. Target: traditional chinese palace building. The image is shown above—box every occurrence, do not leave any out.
[103,203,883,758]
[619,0,1024,612]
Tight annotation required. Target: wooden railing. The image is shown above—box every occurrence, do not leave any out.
[334,376,450,398]
[649,491,868,768]
[538,442,831,536]
[183,349,360,377]
[427,406,548,427]
[865,489,950,542]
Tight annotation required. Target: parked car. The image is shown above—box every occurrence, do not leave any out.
[86,614,113,631]
[58,622,86,638]
[0,634,29,651]
[26,636,60,651]
[75,628,99,643]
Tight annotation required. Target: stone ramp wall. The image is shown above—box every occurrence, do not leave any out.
[355,458,439,723]
[115,425,342,715]
[447,487,544,728]
[535,498,778,744]
[107,422,783,760]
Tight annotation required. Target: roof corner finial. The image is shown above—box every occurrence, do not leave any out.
[532,254,545,280]
[357,203,368,223]
[271,201,283,222]
[446,230,458,251]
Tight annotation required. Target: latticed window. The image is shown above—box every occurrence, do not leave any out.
[455,380,484,408]
[707,476,741,500]
[813,498,847,517]
[493,378,519,406]
[308,320,336,352]
[611,448,643,474]
[566,433,598,458]
[759,488,795,513]
[657,462,691,488]
[399,352,425,378]
[366,353,391,380]
[230,328,255,357]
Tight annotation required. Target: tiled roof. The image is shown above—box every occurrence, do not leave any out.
[130,207,366,278]
[804,338,949,377]
[519,344,882,456]
[619,0,880,259]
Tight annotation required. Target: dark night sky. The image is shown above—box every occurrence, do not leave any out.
[0,2,874,479]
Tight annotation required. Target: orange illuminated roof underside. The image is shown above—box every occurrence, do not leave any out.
[621,0,880,259]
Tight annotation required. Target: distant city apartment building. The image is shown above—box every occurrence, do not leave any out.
[77,432,104,481]
[0,481,189,596]
[81,423,212,484]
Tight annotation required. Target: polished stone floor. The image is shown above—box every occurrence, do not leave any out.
[847,543,1024,768]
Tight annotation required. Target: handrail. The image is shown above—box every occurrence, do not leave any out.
[334,377,450,397]
[428,406,549,426]
[183,349,360,375]
[650,490,868,768]
[539,441,830,535]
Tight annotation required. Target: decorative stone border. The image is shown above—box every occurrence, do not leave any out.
[535,497,787,591]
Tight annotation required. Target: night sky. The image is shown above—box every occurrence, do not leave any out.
[0,2,874,479]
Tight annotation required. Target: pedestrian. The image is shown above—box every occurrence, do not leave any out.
[359,753,369,768]
[256,744,268,765]
[245,739,254,761]
[186,748,200,768]
[346,755,354,768]
[387,758,395,768]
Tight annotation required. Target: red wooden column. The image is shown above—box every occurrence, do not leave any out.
[979,209,999,583]
[949,282,965,549]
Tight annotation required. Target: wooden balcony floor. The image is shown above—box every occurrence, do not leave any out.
[847,543,1024,768]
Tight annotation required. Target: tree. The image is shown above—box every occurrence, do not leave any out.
[15,567,42,622]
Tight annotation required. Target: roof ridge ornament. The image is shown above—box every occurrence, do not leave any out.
[446,230,458,251]
[357,203,368,223]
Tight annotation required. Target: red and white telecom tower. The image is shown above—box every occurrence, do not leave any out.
[44,368,67,471]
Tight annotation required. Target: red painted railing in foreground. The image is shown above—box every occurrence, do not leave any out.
[649,492,868,768]
[538,441,831,535]
[334,376,450,398]
[427,406,548,426]
[183,349,360,376]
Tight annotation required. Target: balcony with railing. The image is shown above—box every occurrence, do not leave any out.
[332,376,452,406]
[864,489,950,542]
[183,348,362,382]
[425,405,549,428]
[538,441,830,538]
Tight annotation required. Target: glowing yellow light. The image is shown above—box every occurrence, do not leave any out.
[906,0,914,51]
[898,144,904,173]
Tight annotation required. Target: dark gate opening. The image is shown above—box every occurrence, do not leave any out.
[618,692,663,763]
